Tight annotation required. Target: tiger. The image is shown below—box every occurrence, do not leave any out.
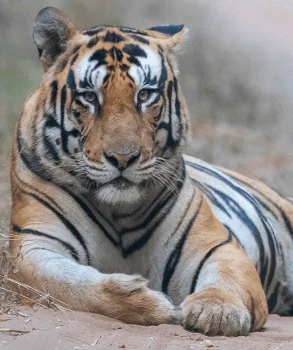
[9,6,293,336]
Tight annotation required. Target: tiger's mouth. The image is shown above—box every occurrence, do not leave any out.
[107,177,133,189]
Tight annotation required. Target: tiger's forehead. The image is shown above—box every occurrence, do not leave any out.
[70,26,164,91]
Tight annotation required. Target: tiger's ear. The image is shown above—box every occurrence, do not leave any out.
[147,24,188,51]
[33,7,76,71]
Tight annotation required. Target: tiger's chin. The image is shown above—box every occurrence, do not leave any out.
[94,178,144,207]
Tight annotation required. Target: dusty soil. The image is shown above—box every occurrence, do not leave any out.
[0,307,292,350]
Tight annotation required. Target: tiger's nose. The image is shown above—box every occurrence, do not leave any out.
[104,149,141,170]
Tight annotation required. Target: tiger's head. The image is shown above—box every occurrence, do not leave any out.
[31,7,189,205]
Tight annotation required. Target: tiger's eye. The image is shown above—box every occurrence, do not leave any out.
[138,89,151,102]
[83,91,97,103]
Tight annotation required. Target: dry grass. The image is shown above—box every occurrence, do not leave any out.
[0,207,69,313]
[0,242,70,314]
[0,242,15,313]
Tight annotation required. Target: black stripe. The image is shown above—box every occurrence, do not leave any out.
[109,47,123,62]
[207,184,268,288]
[89,48,108,65]
[13,224,79,261]
[70,53,79,66]
[17,114,53,181]
[44,113,60,128]
[119,27,148,36]
[162,197,203,294]
[58,58,68,72]
[67,69,76,92]
[167,81,173,133]
[173,76,182,141]
[223,224,244,250]
[191,179,231,218]
[157,122,169,131]
[148,93,161,108]
[121,162,186,235]
[158,49,168,90]
[64,190,119,247]
[267,282,280,313]
[104,31,125,43]
[50,81,58,115]
[59,87,80,156]
[87,36,100,48]
[130,34,149,44]
[186,161,278,290]
[123,44,147,58]
[21,190,90,264]
[14,166,64,215]
[43,124,60,162]
[189,231,232,294]
[60,85,67,154]
[84,27,104,36]
[122,163,186,257]
[17,121,117,249]
[222,174,283,258]
[224,173,293,253]
[206,168,281,294]
[162,81,174,152]
[225,174,280,220]
[72,45,81,55]
[143,66,157,86]
[149,24,184,36]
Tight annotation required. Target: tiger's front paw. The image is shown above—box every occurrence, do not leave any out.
[99,274,182,326]
[180,288,251,336]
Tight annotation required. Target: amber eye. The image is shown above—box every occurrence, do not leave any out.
[83,91,97,103]
[138,89,151,102]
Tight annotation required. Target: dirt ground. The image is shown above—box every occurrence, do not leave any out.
[0,307,292,350]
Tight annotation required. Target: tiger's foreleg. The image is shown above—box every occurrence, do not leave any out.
[180,203,268,335]
[10,234,181,325]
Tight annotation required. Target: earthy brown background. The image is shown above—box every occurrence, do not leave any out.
[1,1,293,348]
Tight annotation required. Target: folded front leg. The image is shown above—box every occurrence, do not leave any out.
[11,234,181,325]
[172,200,269,336]
[180,236,268,336]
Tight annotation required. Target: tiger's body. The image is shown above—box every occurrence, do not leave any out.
[9,7,292,336]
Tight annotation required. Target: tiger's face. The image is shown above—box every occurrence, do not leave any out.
[33,8,189,205]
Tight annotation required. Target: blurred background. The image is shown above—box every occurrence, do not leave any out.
[1,0,293,232]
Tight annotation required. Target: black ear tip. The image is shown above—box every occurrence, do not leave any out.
[149,24,185,36]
